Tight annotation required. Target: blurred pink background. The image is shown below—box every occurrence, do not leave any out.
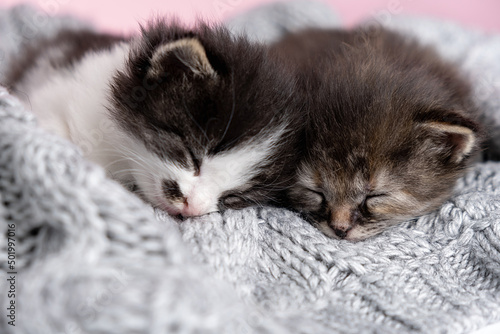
[1,0,499,35]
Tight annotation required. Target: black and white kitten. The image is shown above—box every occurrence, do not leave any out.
[6,21,302,217]
[270,27,482,241]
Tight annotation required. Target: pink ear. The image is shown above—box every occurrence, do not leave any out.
[425,122,477,163]
[148,38,216,79]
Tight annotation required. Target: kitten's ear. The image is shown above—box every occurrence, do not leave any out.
[148,38,216,79]
[423,113,479,164]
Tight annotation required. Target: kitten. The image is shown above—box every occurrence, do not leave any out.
[6,20,302,217]
[270,27,482,241]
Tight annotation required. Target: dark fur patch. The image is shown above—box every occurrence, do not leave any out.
[162,179,184,200]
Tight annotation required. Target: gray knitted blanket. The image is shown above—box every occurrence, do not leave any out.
[1,2,500,333]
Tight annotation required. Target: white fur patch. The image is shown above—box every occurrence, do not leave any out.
[114,127,287,216]
[184,129,286,213]
[21,43,131,174]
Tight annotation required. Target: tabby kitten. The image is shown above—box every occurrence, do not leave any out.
[6,21,302,217]
[270,27,481,241]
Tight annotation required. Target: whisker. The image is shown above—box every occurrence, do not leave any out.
[220,70,236,143]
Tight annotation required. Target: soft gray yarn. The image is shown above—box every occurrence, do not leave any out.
[1,2,500,334]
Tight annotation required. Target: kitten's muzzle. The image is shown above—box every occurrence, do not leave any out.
[327,205,362,240]
[158,195,217,217]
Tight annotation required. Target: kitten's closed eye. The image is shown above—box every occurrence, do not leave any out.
[365,193,387,199]
[289,187,325,211]
[303,189,325,209]
[360,193,388,214]
[364,193,388,205]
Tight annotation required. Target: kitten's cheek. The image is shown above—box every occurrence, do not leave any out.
[346,226,384,241]
[316,222,341,239]
[160,204,183,216]
[220,195,248,210]
[292,200,322,213]
[152,195,183,215]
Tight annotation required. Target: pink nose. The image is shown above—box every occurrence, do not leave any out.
[180,202,204,217]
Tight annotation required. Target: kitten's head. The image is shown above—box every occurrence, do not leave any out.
[291,114,478,241]
[281,28,481,241]
[109,21,300,217]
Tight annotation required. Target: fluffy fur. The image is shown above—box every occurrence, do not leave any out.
[270,27,482,241]
[6,21,302,217]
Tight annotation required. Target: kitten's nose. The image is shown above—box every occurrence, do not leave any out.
[333,227,349,239]
[330,205,355,239]
[179,197,217,217]
[329,222,353,239]
[180,202,204,217]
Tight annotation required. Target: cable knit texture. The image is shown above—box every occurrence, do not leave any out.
[1,2,500,333]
